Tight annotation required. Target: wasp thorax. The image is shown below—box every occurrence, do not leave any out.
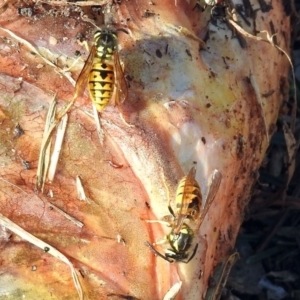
[94,30,117,50]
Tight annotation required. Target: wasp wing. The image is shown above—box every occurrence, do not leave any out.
[195,169,222,232]
[113,51,128,106]
[186,165,197,179]
[73,45,96,100]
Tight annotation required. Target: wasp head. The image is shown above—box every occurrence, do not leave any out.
[168,223,194,253]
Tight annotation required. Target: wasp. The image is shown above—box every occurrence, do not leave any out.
[75,27,128,112]
[146,167,222,263]
[168,166,222,234]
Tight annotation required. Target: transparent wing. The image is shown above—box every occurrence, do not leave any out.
[186,165,197,181]
[113,51,128,105]
[73,45,96,99]
[195,169,222,232]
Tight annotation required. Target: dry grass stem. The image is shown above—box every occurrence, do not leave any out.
[49,203,84,228]
[36,97,56,192]
[0,213,83,300]
[163,281,182,300]
[48,113,68,182]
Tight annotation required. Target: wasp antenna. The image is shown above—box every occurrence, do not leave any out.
[80,13,100,30]
[116,27,130,35]
[144,241,173,263]
[104,23,114,29]
[187,243,199,263]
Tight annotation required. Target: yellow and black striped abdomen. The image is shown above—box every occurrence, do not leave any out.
[175,176,202,220]
[88,59,115,112]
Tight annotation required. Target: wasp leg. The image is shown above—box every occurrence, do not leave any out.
[144,241,173,263]
[118,110,134,127]
[62,56,82,73]
[78,39,90,52]
[145,221,170,245]
[115,91,134,128]
[111,85,134,127]
[146,220,170,226]
[153,235,169,246]
[146,219,170,225]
